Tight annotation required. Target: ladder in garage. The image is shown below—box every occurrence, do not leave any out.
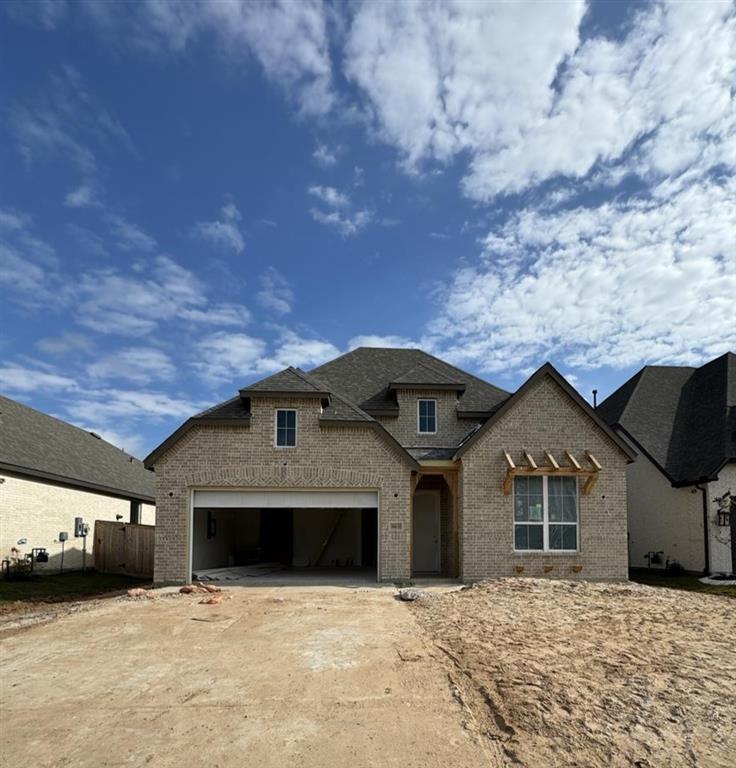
[314,510,345,566]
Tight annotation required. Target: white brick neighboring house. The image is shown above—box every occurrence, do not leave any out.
[145,348,635,585]
[599,352,736,576]
[0,395,155,573]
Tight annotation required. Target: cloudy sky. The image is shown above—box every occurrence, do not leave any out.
[1,0,734,457]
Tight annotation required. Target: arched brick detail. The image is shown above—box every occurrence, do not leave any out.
[184,465,382,489]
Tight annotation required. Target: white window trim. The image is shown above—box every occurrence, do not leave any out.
[274,408,298,448]
[417,398,437,435]
[513,475,579,553]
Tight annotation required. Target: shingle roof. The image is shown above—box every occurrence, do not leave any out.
[240,367,329,397]
[311,348,509,415]
[0,394,154,502]
[598,352,736,484]
[389,361,466,391]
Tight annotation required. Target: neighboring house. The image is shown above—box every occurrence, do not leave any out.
[598,352,735,576]
[146,348,634,585]
[0,394,155,573]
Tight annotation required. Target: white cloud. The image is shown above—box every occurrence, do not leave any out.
[313,143,337,166]
[193,332,267,384]
[310,207,371,237]
[193,200,245,254]
[75,255,205,335]
[80,0,334,116]
[0,364,78,393]
[178,303,251,326]
[258,330,340,373]
[193,329,340,385]
[64,389,201,424]
[64,184,99,208]
[308,185,350,208]
[348,334,418,350]
[37,332,94,356]
[344,1,736,202]
[105,213,156,252]
[430,175,736,372]
[257,267,293,315]
[87,347,176,383]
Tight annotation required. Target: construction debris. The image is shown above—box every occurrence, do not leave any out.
[127,588,152,599]
[199,594,224,605]
[398,587,426,602]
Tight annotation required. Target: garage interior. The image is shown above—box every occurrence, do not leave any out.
[191,491,378,582]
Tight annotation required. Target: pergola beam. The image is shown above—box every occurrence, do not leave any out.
[501,450,603,495]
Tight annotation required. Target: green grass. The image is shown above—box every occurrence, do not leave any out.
[630,569,736,598]
[0,570,151,605]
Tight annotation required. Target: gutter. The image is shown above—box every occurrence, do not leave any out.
[695,483,710,576]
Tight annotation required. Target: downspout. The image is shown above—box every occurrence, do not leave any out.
[695,484,710,576]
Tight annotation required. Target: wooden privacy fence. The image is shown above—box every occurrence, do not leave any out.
[94,521,155,578]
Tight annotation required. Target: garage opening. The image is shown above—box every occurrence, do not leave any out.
[191,490,378,583]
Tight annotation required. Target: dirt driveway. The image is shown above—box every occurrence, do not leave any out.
[0,585,492,768]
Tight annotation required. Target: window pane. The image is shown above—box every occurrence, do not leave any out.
[528,524,543,550]
[562,495,578,522]
[528,496,543,521]
[548,493,562,522]
[563,525,577,550]
[528,476,543,494]
[277,411,286,429]
[549,524,563,550]
[514,496,528,521]
[514,524,528,550]
[286,410,296,428]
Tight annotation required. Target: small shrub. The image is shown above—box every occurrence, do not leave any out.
[665,560,685,576]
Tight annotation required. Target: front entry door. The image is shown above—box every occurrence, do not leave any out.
[413,491,441,573]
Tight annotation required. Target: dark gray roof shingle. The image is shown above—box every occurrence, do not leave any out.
[311,348,509,415]
[0,394,154,501]
[598,352,736,484]
[240,367,329,396]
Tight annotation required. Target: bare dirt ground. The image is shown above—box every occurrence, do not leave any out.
[0,585,493,768]
[412,578,736,768]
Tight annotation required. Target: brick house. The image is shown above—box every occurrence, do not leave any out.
[599,352,735,576]
[145,348,635,584]
[0,394,155,573]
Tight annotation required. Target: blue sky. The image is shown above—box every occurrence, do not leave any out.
[1,0,734,457]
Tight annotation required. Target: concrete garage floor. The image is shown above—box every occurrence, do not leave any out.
[0,586,495,768]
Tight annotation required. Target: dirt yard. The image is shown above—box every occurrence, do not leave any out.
[412,579,736,768]
[0,585,490,768]
[1,580,734,768]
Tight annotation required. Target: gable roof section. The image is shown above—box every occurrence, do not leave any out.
[599,352,736,484]
[0,394,154,502]
[311,347,509,415]
[453,363,637,461]
[240,367,330,399]
[388,361,466,392]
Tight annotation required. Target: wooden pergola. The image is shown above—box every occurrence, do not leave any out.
[502,449,602,496]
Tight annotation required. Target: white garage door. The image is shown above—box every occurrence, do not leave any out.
[193,489,378,509]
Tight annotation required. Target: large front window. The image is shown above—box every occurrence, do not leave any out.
[275,409,297,447]
[417,399,437,434]
[514,476,578,551]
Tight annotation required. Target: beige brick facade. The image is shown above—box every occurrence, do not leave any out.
[376,389,481,447]
[152,397,413,584]
[151,375,630,585]
[460,374,629,581]
[0,473,155,573]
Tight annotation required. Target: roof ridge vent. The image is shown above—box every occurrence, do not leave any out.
[88,431,102,439]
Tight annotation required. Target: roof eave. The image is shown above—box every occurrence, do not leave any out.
[0,462,155,504]
[453,363,638,462]
[388,382,466,393]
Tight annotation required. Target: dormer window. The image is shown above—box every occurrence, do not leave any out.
[417,399,437,434]
[275,409,297,447]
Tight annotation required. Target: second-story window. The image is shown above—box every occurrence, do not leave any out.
[275,409,297,447]
[417,399,437,434]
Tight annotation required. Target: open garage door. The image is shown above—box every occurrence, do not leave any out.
[191,489,379,583]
